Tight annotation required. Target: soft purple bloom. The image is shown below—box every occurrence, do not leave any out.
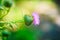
[32,12,40,25]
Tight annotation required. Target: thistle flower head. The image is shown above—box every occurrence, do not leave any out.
[32,12,40,25]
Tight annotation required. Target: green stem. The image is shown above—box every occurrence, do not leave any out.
[1,8,10,19]
[0,20,24,24]
[58,6,60,15]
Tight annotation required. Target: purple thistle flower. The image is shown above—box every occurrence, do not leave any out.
[32,12,40,25]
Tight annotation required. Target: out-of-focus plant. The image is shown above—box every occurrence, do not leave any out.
[0,0,14,40]
[52,0,60,7]
[52,0,60,14]
[0,0,13,19]
[3,0,13,8]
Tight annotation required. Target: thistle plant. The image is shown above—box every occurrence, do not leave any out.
[0,0,41,40]
[0,0,13,40]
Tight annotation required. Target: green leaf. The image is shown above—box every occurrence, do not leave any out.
[0,5,4,10]
[0,0,4,10]
[0,22,4,27]
[0,5,4,19]
[0,0,2,4]
[0,0,3,10]
[0,27,3,30]
[2,29,10,37]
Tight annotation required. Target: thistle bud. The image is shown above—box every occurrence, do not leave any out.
[2,29,10,37]
[3,0,13,8]
[24,15,33,26]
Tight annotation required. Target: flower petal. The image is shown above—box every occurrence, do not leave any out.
[32,12,40,25]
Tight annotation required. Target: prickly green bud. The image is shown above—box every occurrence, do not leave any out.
[3,0,13,8]
[24,15,33,26]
